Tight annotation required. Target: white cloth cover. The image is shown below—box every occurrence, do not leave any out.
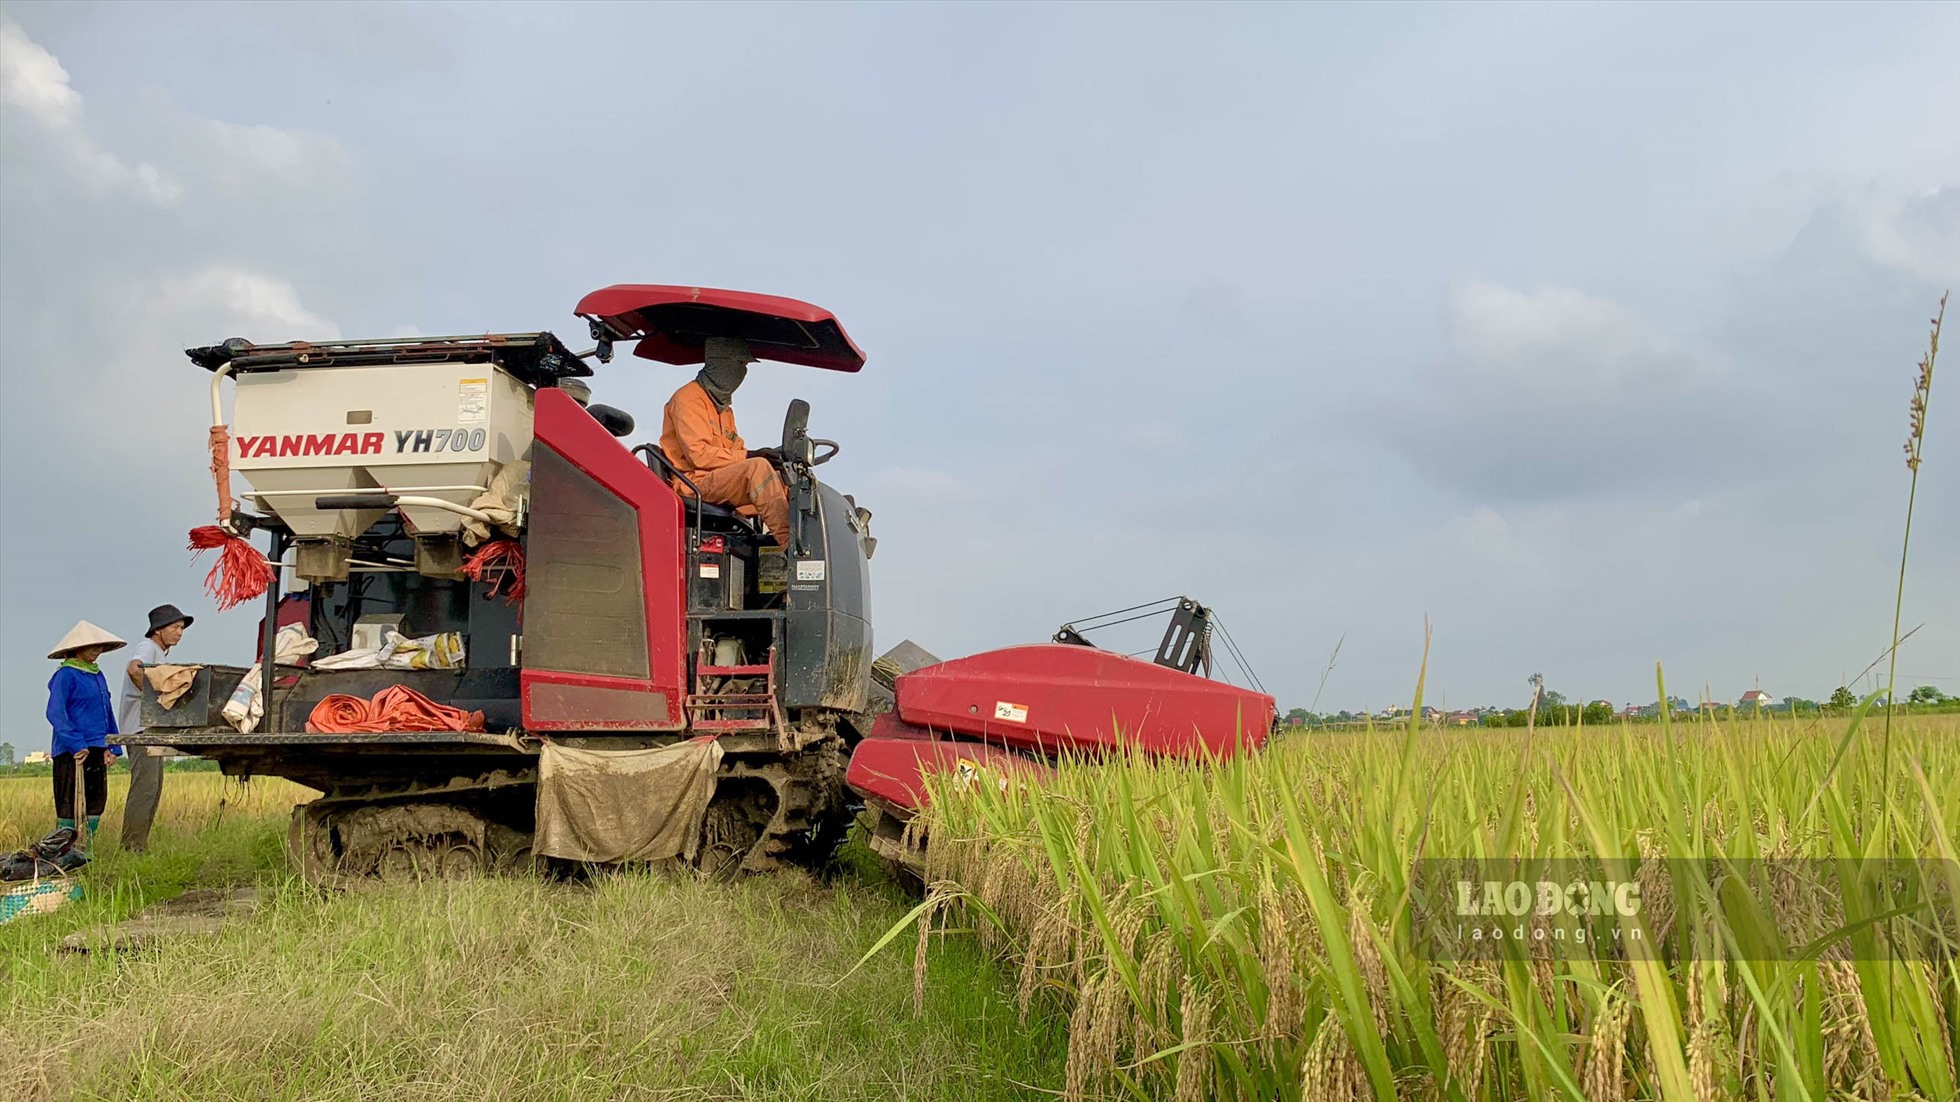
[533,738,725,864]
[310,630,465,672]
[222,625,320,732]
[461,460,530,545]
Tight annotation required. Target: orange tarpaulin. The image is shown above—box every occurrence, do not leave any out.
[305,686,486,734]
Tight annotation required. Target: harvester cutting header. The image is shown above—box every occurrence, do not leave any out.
[127,285,1273,883]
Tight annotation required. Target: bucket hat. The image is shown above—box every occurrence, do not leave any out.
[146,604,195,636]
[48,621,127,660]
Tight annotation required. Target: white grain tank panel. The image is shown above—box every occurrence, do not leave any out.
[230,362,534,537]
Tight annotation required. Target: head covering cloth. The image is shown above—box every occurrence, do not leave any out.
[696,337,755,409]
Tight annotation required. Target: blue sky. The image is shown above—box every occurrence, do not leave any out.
[1,1,1954,738]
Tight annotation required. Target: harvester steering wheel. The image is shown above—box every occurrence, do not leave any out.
[781,399,841,466]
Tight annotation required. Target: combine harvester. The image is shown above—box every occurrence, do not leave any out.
[123,286,1273,883]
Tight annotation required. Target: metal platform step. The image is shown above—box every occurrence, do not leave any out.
[687,693,777,732]
[686,647,788,747]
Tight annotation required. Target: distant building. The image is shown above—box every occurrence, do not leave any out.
[23,751,51,765]
[1632,697,1695,717]
[1738,689,1774,709]
[1446,711,1479,726]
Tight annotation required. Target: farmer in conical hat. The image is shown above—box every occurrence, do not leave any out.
[45,621,126,854]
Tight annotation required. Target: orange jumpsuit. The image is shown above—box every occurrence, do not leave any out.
[658,380,790,544]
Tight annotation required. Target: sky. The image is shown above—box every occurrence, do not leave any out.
[1,1,1955,739]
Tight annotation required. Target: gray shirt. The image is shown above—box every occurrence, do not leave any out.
[118,638,167,734]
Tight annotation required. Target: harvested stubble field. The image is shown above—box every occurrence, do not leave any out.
[911,711,1960,1101]
[0,772,1067,1102]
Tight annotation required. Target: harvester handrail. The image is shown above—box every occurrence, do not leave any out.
[632,444,703,546]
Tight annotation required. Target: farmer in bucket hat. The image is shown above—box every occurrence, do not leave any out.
[118,604,194,852]
[45,621,126,856]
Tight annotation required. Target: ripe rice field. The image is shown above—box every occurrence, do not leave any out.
[908,709,1960,1101]
[0,769,306,854]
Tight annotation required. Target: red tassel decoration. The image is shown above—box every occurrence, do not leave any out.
[185,422,271,611]
[462,539,526,604]
[188,525,274,611]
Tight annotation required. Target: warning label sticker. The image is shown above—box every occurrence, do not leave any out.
[955,759,1012,793]
[458,378,489,424]
[993,701,1029,724]
[757,547,786,593]
[796,560,827,582]
[699,562,721,579]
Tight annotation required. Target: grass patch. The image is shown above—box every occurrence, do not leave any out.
[0,775,1067,1102]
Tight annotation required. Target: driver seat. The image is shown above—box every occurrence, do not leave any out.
[631,443,765,535]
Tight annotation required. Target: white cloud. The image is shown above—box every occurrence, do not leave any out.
[1389,280,1740,500]
[1,21,345,209]
[1852,186,1960,285]
[142,265,343,339]
[0,20,181,205]
[0,19,78,128]
[1442,280,1724,402]
[46,266,345,478]
[190,116,350,197]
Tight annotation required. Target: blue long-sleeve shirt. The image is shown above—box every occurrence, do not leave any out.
[47,662,119,756]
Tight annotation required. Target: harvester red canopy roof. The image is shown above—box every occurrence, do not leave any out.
[575,285,865,372]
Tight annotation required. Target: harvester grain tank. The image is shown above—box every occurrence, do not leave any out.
[123,287,1273,882]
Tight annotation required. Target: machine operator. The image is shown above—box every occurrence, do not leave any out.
[657,336,792,545]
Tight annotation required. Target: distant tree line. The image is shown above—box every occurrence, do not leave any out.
[1280,683,1956,730]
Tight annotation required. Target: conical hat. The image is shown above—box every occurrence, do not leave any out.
[48,620,127,660]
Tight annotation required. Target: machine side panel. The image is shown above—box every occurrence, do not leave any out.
[894,644,1272,759]
[782,481,872,711]
[522,388,686,730]
[845,735,1051,815]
